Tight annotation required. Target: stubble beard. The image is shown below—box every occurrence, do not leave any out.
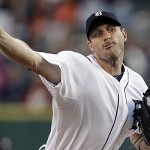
[100,47,124,64]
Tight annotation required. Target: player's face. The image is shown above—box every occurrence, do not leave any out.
[87,24,127,62]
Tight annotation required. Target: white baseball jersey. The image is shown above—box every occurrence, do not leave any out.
[38,51,148,150]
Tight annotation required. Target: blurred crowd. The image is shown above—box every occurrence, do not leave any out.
[0,0,150,103]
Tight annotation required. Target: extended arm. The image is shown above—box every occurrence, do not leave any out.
[0,27,61,84]
[130,133,150,150]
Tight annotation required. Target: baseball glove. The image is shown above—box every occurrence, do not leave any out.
[132,89,150,146]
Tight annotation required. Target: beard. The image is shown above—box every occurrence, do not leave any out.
[99,47,124,63]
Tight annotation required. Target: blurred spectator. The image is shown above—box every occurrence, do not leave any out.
[52,0,80,25]
[0,62,31,102]
[125,45,149,77]
[23,76,52,115]
[0,0,150,103]
[0,57,7,102]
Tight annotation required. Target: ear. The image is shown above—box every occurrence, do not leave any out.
[87,40,94,52]
[121,28,127,42]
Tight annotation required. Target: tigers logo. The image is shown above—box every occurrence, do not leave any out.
[95,11,102,17]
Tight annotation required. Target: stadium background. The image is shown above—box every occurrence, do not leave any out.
[0,0,150,149]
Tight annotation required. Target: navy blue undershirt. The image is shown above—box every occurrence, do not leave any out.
[114,73,124,81]
[113,65,125,81]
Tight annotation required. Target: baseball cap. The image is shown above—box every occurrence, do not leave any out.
[86,10,121,38]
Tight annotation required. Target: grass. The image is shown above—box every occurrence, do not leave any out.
[0,102,52,121]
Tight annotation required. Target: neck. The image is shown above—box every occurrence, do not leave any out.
[94,55,123,76]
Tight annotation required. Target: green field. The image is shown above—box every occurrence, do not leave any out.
[0,103,52,121]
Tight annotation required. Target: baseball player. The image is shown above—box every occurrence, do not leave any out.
[0,10,150,150]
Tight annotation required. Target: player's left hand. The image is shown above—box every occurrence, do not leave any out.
[130,133,143,149]
[140,140,150,150]
[130,133,150,150]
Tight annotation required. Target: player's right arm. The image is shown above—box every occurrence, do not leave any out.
[0,27,61,84]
